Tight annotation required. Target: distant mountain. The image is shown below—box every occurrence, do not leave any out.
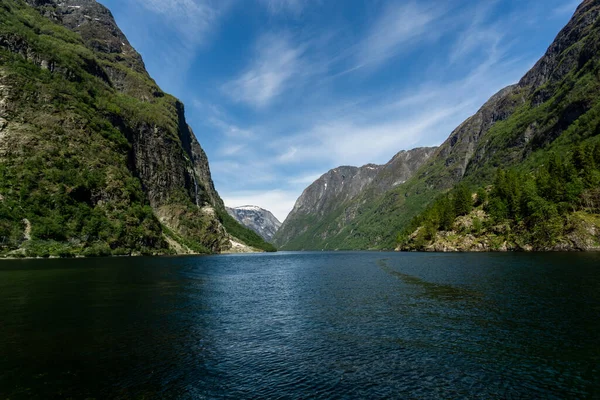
[0,0,275,256]
[275,0,600,251]
[273,147,437,250]
[226,206,282,242]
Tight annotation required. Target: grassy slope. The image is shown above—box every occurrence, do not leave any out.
[399,140,600,251]
[280,2,600,251]
[0,1,274,256]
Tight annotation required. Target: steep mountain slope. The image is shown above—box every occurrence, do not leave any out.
[0,0,273,256]
[276,0,600,250]
[274,147,437,249]
[226,206,281,242]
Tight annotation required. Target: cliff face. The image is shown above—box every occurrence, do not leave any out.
[0,0,271,256]
[273,147,437,250]
[226,206,281,242]
[276,0,600,251]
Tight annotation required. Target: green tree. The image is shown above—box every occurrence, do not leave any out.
[475,187,488,207]
[453,183,473,216]
[436,196,455,231]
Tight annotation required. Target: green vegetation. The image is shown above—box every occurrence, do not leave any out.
[217,209,277,252]
[0,1,173,257]
[0,0,273,256]
[279,3,600,251]
[400,142,600,250]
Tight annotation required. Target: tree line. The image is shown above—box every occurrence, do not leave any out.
[399,142,600,248]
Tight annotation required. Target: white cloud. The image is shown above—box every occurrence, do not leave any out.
[211,160,277,185]
[215,47,533,222]
[268,40,532,169]
[289,173,323,185]
[222,33,308,108]
[553,0,580,16]
[222,189,301,222]
[260,0,307,15]
[208,117,255,139]
[133,0,226,45]
[218,143,246,156]
[203,0,552,223]
[356,2,444,69]
[449,2,503,64]
[270,103,466,167]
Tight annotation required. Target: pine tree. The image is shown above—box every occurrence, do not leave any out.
[453,183,473,216]
[475,187,488,207]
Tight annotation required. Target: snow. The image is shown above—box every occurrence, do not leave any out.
[235,205,263,212]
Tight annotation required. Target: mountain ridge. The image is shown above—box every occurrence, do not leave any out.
[0,0,274,256]
[275,0,600,251]
[226,205,281,242]
[274,147,438,249]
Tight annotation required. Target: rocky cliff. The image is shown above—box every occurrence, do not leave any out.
[0,0,273,256]
[226,206,281,242]
[276,0,600,251]
[273,147,437,249]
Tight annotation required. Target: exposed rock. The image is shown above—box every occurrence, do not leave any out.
[226,206,281,242]
[0,0,266,255]
[22,219,31,241]
[400,208,600,253]
[221,239,261,254]
[276,0,600,251]
[274,147,437,249]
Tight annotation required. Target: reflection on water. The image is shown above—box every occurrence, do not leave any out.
[378,258,483,301]
[0,252,599,399]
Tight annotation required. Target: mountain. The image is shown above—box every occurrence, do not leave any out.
[0,0,274,256]
[276,0,600,251]
[273,147,438,250]
[226,206,282,242]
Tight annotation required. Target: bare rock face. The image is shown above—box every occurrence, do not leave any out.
[274,147,437,249]
[25,0,145,70]
[226,206,282,242]
[0,0,264,255]
[411,1,600,192]
[275,0,600,251]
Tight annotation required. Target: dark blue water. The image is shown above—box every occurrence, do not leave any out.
[0,252,599,399]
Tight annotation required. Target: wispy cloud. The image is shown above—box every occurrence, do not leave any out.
[222,33,308,108]
[190,0,566,221]
[553,0,581,16]
[260,0,309,15]
[449,2,503,64]
[270,103,464,168]
[289,173,323,185]
[208,117,255,139]
[269,41,532,169]
[132,0,227,45]
[356,2,445,69]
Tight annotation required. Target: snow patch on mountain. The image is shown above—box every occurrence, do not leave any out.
[226,205,282,243]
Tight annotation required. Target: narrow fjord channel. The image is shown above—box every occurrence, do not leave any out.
[1,252,599,399]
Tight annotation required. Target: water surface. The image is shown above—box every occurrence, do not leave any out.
[0,252,599,399]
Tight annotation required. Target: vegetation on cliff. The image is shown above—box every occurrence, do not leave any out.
[400,142,600,251]
[276,0,600,251]
[0,0,275,257]
[218,210,277,252]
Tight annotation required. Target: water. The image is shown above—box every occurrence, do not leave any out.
[0,252,599,399]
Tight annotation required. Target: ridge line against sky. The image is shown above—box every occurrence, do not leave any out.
[100,0,580,222]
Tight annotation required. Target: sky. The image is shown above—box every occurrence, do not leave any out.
[99,0,581,222]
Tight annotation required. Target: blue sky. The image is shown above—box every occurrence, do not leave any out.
[100,0,580,222]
